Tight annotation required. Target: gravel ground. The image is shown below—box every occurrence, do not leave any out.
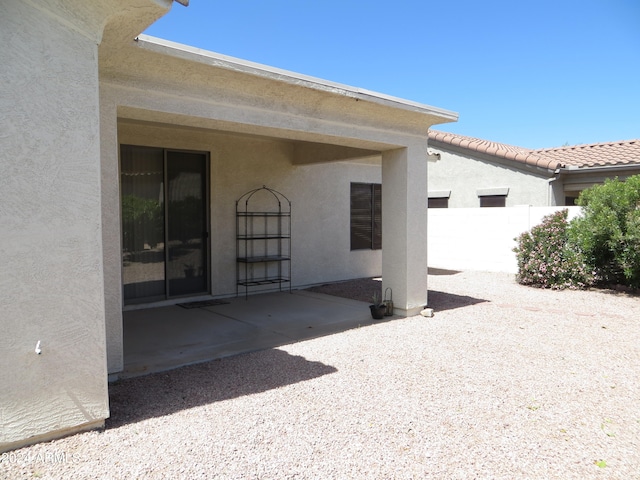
[2,270,640,479]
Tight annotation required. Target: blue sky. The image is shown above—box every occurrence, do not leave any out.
[144,0,640,149]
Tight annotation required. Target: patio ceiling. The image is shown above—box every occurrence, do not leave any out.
[117,115,385,165]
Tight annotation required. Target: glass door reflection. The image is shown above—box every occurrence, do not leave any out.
[167,151,208,297]
[121,146,209,305]
[121,146,166,303]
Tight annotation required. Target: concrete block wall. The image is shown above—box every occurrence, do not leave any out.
[427,206,582,274]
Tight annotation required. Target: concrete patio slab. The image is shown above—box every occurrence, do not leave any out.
[120,290,382,379]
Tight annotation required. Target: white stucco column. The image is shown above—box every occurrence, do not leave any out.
[381,143,429,316]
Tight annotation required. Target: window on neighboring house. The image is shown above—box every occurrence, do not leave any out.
[479,195,506,207]
[428,190,451,208]
[428,197,449,208]
[477,188,509,208]
[350,183,381,250]
[565,195,579,206]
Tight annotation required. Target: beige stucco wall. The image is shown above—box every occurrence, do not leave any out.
[102,121,384,373]
[117,121,384,293]
[427,146,557,207]
[0,1,110,450]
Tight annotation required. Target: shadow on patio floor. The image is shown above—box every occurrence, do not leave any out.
[107,348,337,429]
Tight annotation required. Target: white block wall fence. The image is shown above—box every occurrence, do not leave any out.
[427,206,583,274]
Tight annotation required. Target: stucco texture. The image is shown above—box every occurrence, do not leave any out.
[0,1,111,449]
[102,121,384,373]
[117,122,383,292]
[428,148,555,207]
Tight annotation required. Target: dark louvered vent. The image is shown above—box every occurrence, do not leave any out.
[351,183,381,250]
[479,195,506,207]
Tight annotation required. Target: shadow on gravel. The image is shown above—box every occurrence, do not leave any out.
[427,290,488,312]
[427,268,462,276]
[107,348,336,429]
[305,272,486,313]
[595,285,640,297]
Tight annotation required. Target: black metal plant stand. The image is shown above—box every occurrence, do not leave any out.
[236,186,291,299]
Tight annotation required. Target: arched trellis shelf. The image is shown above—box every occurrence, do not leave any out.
[236,186,291,299]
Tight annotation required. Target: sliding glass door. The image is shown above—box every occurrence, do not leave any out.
[166,151,208,297]
[121,145,209,305]
[121,146,165,302]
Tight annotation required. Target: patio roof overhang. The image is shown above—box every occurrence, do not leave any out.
[131,35,457,126]
[101,35,458,165]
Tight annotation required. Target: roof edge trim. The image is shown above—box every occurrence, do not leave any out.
[135,35,458,121]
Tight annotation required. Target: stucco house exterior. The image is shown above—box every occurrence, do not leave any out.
[1,0,458,451]
[427,130,640,208]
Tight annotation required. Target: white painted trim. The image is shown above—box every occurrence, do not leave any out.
[428,190,451,199]
[477,187,510,197]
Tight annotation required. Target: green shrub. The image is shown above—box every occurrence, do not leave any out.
[569,175,640,288]
[514,209,594,289]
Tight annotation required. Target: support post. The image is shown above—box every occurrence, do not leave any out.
[381,143,429,316]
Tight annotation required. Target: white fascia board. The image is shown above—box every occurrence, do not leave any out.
[135,34,459,123]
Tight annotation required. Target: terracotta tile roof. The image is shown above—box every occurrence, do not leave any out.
[531,139,640,168]
[428,130,640,171]
[428,130,560,170]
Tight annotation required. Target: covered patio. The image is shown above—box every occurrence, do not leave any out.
[120,288,388,379]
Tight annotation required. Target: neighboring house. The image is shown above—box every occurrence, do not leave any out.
[1,1,457,451]
[427,130,640,208]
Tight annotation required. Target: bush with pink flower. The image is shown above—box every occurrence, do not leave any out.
[514,209,594,289]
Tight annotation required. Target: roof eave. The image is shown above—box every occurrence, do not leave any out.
[135,34,459,124]
[429,134,560,173]
[429,137,558,176]
[560,164,640,174]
